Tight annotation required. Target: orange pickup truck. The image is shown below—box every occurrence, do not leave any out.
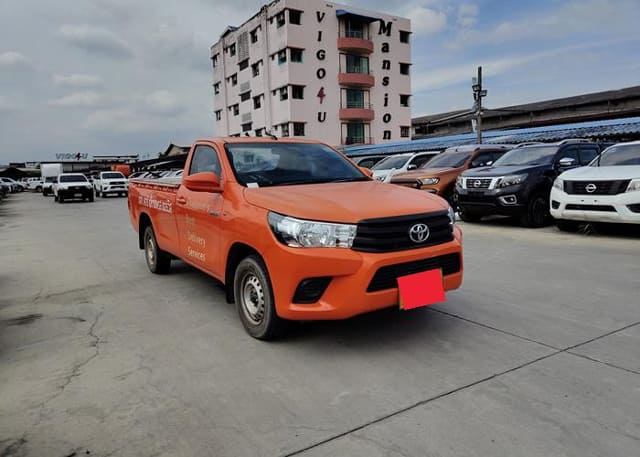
[128,138,463,339]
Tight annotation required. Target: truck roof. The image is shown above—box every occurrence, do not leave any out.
[196,137,330,146]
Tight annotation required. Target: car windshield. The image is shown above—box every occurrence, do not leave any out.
[592,144,640,166]
[493,146,558,166]
[225,142,368,187]
[423,151,471,169]
[59,175,87,183]
[103,172,124,179]
[371,155,410,170]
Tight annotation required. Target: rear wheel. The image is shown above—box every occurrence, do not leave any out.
[144,226,171,274]
[234,255,287,340]
[520,193,550,228]
[35,186,42,192]
[556,219,580,232]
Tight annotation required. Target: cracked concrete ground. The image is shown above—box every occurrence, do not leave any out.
[1,193,639,457]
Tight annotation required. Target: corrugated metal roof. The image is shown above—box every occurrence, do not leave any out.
[341,116,640,157]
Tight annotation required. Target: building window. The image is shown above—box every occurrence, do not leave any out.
[250,27,259,43]
[238,59,249,71]
[400,30,411,43]
[253,95,262,109]
[400,94,410,107]
[281,123,290,137]
[276,11,285,27]
[277,49,287,65]
[215,110,222,121]
[242,122,252,132]
[346,55,369,74]
[212,54,219,68]
[229,73,237,86]
[251,61,261,77]
[345,123,365,145]
[213,82,220,94]
[279,86,288,101]
[293,122,305,136]
[232,104,239,116]
[240,91,251,102]
[400,63,411,75]
[289,9,302,25]
[255,128,263,137]
[290,48,303,63]
[346,89,366,108]
[291,85,304,99]
[345,20,366,38]
[229,43,236,57]
[401,126,410,138]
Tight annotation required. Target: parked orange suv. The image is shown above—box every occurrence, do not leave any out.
[390,144,512,204]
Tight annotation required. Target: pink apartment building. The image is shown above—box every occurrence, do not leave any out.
[210,0,412,146]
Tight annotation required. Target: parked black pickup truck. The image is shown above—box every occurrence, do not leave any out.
[455,140,601,227]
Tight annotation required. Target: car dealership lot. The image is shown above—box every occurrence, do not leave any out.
[1,194,639,457]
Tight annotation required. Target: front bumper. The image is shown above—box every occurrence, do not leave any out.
[59,188,93,199]
[263,226,463,320]
[456,185,527,216]
[102,184,129,194]
[550,188,640,224]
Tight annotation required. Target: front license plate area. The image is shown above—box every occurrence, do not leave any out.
[74,193,82,197]
[397,269,445,310]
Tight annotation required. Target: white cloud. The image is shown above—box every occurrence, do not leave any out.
[50,91,103,108]
[0,96,17,113]
[0,51,31,70]
[60,24,132,59]
[458,3,479,27]
[53,74,104,88]
[143,90,185,115]
[406,6,446,35]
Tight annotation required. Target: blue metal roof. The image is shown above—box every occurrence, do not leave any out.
[341,116,640,157]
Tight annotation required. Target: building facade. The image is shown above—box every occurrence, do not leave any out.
[210,0,411,146]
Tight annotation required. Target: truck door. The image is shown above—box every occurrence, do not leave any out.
[175,144,225,278]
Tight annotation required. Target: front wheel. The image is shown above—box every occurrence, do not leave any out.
[458,207,482,223]
[144,225,171,274]
[234,255,287,340]
[520,193,550,228]
[556,219,580,232]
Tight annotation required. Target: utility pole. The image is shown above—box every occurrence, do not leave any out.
[472,66,487,144]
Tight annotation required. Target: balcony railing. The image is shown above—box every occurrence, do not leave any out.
[343,101,371,109]
[343,136,373,145]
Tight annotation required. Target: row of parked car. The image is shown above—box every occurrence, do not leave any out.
[352,139,639,229]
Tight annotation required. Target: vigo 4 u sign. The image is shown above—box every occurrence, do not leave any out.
[55,153,89,161]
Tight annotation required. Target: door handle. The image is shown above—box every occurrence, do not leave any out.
[177,196,187,205]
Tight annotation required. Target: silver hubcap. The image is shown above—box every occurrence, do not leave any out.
[241,274,265,325]
[146,236,155,266]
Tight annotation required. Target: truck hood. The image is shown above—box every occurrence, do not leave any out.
[244,181,449,223]
[391,167,460,182]
[559,165,640,180]
[461,164,544,178]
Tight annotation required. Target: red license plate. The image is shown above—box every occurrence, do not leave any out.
[397,269,446,310]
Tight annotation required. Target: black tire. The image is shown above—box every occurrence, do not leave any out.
[556,219,580,232]
[35,186,42,192]
[54,194,58,202]
[88,194,94,202]
[234,255,287,340]
[520,193,550,228]
[443,186,457,209]
[143,225,171,274]
[58,195,64,203]
[458,206,482,222]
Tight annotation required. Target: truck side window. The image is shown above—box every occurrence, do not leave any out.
[579,146,598,165]
[410,154,432,168]
[189,145,221,176]
[557,146,579,164]
[470,152,493,168]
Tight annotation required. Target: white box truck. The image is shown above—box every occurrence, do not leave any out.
[41,163,63,196]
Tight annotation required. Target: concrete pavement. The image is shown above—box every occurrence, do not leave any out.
[1,193,639,456]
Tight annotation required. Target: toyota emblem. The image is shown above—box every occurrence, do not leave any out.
[585,183,597,193]
[409,223,430,243]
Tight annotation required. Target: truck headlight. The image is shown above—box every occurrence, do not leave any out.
[455,176,464,187]
[447,205,456,225]
[498,174,527,188]
[268,212,357,248]
[420,177,440,185]
[626,179,640,193]
[553,178,563,190]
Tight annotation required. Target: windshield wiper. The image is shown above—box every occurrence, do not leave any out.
[329,177,370,183]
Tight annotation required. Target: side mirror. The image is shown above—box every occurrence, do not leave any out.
[183,172,222,193]
[359,166,373,177]
[407,164,418,171]
[558,157,576,168]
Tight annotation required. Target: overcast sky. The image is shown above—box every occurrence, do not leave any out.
[2,0,640,162]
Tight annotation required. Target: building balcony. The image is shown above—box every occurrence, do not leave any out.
[342,136,373,146]
[337,37,373,54]
[338,72,375,87]
[339,107,374,121]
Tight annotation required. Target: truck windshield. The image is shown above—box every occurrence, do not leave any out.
[59,175,88,183]
[423,151,471,169]
[592,144,640,166]
[225,143,368,187]
[102,172,125,179]
[493,146,557,166]
[371,155,410,170]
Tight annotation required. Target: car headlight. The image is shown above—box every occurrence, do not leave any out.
[419,177,440,185]
[498,174,527,188]
[455,176,463,187]
[553,178,563,190]
[268,212,357,248]
[447,205,456,225]
[626,179,640,193]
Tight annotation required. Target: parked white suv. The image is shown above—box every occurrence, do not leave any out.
[0,177,25,193]
[94,171,129,197]
[23,177,43,192]
[371,151,439,182]
[550,141,640,230]
[53,173,94,203]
